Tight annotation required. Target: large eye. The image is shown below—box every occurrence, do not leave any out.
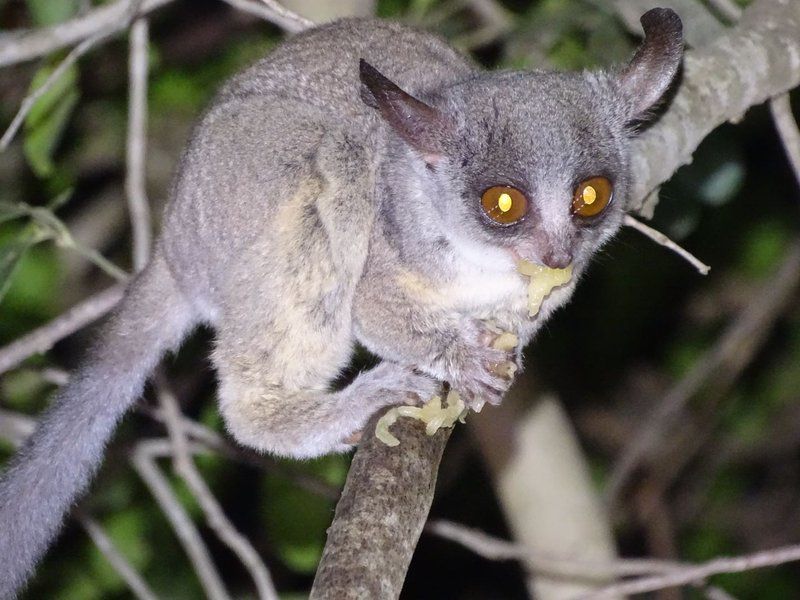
[572,177,613,218]
[481,186,528,225]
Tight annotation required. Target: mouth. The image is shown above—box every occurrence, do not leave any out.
[516,258,574,317]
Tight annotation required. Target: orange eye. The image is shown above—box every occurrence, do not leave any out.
[572,177,613,218]
[480,186,528,225]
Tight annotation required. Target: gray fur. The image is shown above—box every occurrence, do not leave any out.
[0,10,682,596]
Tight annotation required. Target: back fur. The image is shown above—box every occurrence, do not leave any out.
[0,250,196,598]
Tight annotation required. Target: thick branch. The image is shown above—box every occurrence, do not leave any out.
[631,0,800,216]
[309,409,451,599]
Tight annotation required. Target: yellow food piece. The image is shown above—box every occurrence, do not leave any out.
[498,192,513,213]
[517,259,573,317]
[492,332,519,351]
[375,390,467,447]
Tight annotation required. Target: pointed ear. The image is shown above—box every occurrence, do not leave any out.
[359,59,453,161]
[618,8,684,122]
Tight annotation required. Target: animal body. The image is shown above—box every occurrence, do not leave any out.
[0,9,683,596]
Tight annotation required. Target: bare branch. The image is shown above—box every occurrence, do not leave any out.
[606,239,800,503]
[770,94,800,191]
[630,0,800,216]
[623,215,710,275]
[221,0,314,32]
[703,584,739,600]
[583,544,800,599]
[0,0,174,68]
[310,408,451,598]
[126,18,152,271]
[131,439,231,600]
[428,520,683,580]
[76,511,158,600]
[157,383,279,600]
[0,410,35,447]
[0,285,125,375]
[0,30,108,150]
[705,0,743,22]
[145,406,341,500]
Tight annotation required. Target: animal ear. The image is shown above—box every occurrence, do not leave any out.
[359,59,453,162]
[617,8,684,122]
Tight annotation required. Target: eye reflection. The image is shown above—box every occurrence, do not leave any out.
[572,177,612,218]
[481,186,528,225]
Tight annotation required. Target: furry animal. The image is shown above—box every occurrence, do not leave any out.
[0,9,682,597]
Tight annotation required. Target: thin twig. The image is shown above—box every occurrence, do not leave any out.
[0,30,110,151]
[606,240,800,504]
[582,544,800,599]
[705,0,743,22]
[76,511,159,600]
[254,0,314,31]
[126,18,152,271]
[0,0,174,67]
[157,383,279,600]
[623,215,710,275]
[145,406,341,500]
[703,584,739,600]
[0,410,35,447]
[131,439,231,600]
[0,284,126,375]
[428,520,684,580]
[221,0,312,32]
[769,94,800,191]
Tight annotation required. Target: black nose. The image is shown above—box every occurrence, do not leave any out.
[541,249,573,270]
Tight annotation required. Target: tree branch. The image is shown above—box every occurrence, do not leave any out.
[427,519,683,579]
[583,543,800,599]
[131,439,232,600]
[125,18,152,272]
[623,215,710,275]
[157,383,279,600]
[0,0,174,68]
[223,0,313,32]
[309,408,451,599]
[769,94,800,190]
[630,0,800,216]
[75,510,159,600]
[0,285,125,375]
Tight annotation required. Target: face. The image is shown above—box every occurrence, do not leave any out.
[358,8,682,275]
[426,72,630,273]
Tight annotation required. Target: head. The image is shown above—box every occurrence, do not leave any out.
[360,8,683,273]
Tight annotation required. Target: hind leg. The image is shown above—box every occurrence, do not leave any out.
[214,289,439,457]
[210,171,439,457]
[216,353,439,458]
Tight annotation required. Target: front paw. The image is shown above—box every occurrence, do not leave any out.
[438,323,518,409]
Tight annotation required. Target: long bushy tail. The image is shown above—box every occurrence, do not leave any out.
[0,250,197,598]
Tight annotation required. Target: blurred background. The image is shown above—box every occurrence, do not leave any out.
[2,0,797,598]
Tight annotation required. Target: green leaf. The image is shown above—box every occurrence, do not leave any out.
[0,228,39,304]
[23,64,80,178]
[25,0,81,26]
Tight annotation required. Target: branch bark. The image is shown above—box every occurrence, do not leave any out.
[309,409,451,599]
[630,0,800,216]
